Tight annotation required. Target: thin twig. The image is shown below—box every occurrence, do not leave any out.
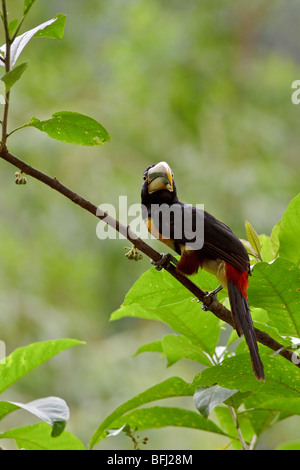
[11,0,37,43]
[1,0,11,145]
[0,145,299,371]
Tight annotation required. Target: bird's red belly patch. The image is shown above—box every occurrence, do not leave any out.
[177,249,201,275]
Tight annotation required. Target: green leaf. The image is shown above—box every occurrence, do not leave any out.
[89,376,195,448]
[278,193,300,266]
[0,422,85,450]
[162,334,213,367]
[135,335,213,367]
[253,396,300,415]
[244,409,279,437]
[1,62,27,92]
[0,339,84,395]
[0,16,65,68]
[193,385,238,418]
[112,265,226,318]
[193,353,300,397]
[8,19,19,37]
[0,397,69,437]
[134,340,163,355]
[247,258,300,338]
[24,0,37,15]
[250,308,292,349]
[225,391,252,410]
[34,14,66,40]
[245,220,262,260]
[271,221,280,258]
[214,407,239,441]
[259,234,275,263]
[28,112,110,146]
[111,267,222,358]
[107,406,230,438]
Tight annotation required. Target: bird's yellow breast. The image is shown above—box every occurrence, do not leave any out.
[202,258,227,287]
[145,217,175,249]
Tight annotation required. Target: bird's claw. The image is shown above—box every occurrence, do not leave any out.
[197,285,223,311]
[151,253,178,271]
[200,293,217,311]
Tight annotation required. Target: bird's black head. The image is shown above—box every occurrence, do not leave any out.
[141,162,178,213]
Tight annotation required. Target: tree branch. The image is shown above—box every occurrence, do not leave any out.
[0,144,299,369]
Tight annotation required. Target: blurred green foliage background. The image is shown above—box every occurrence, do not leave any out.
[0,0,299,449]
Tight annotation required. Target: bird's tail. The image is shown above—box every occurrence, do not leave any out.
[226,264,265,381]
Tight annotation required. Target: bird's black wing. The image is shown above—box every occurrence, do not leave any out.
[165,203,250,273]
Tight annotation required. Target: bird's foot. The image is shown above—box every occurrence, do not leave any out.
[151,253,178,271]
[198,285,223,311]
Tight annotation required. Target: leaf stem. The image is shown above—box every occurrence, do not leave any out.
[11,15,25,42]
[6,123,29,139]
[228,406,248,450]
[249,434,258,450]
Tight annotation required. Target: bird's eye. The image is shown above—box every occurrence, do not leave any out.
[143,175,147,181]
